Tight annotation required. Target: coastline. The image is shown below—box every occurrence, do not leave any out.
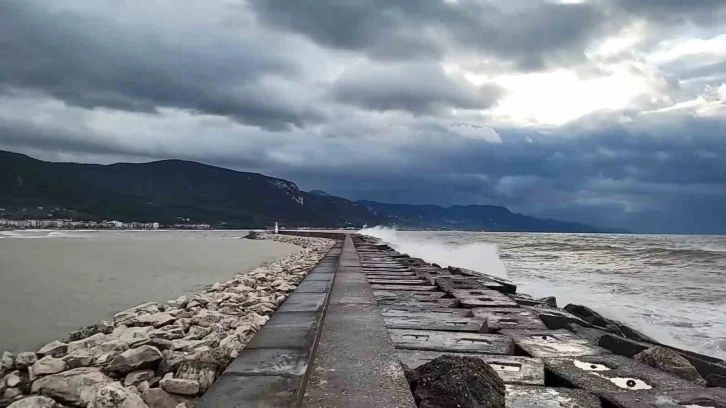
[0,233,335,407]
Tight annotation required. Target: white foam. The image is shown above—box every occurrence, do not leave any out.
[359,226,509,279]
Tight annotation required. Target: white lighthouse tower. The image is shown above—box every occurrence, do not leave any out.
[274,222,279,234]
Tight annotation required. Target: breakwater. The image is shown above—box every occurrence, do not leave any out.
[0,233,335,408]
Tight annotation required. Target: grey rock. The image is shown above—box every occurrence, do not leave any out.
[67,333,107,353]
[1,352,14,374]
[3,387,23,400]
[92,340,130,367]
[136,381,150,394]
[128,313,175,329]
[31,357,67,376]
[119,329,151,349]
[147,339,172,352]
[124,370,154,387]
[149,327,184,342]
[174,359,220,394]
[67,322,113,343]
[63,349,95,369]
[140,389,190,408]
[108,347,163,375]
[14,354,37,370]
[90,383,149,408]
[37,342,68,358]
[3,372,22,388]
[537,296,557,308]
[113,303,161,326]
[189,311,222,328]
[159,375,199,396]
[409,356,505,408]
[156,352,184,377]
[31,367,113,407]
[6,396,57,408]
[635,347,708,385]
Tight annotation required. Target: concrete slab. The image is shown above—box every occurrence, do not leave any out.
[382,307,473,317]
[294,279,332,293]
[277,292,327,313]
[246,322,319,350]
[197,374,300,408]
[328,278,376,306]
[373,291,447,300]
[389,329,514,354]
[263,311,318,329]
[370,284,439,291]
[501,329,610,358]
[226,348,309,376]
[302,305,416,408]
[397,349,544,386]
[367,279,429,285]
[545,354,702,405]
[435,275,506,293]
[383,314,486,332]
[303,273,335,281]
[472,307,547,331]
[450,289,520,308]
[505,385,602,408]
[378,298,460,308]
[604,387,726,408]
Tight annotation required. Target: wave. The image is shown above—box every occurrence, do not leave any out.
[359,226,508,279]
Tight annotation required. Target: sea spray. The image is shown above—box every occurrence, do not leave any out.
[359,226,509,279]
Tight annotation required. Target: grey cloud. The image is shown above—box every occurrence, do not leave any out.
[0,2,321,130]
[249,0,616,70]
[612,0,726,24]
[331,63,502,114]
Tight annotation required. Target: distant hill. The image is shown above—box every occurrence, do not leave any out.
[0,150,612,231]
[357,201,611,233]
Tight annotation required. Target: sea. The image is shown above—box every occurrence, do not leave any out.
[360,227,726,359]
[0,230,299,353]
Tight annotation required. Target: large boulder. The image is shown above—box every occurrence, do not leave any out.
[114,303,161,326]
[564,304,656,343]
[63,349,95,369]
[31,367,113,407]
[124,370,154,387]
[67,334,107,353]
[190,311,223,328]
[635,347,707,386]
[140,389,190,408]
[90,383,149,408]
[409,356,505,408]
[92,340,131,366]
[119,329,151,349]
[128,314,175,329]
[2,371,22,388]
[14,353,37,369]
[31,357,67,376]
[37,341,68,358]
[107,347,163,375]
[6,396,57,408]
[149,327,184,341]
[159,374,199,396]
[67,322,114,343]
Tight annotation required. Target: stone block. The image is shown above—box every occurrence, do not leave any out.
[367,279,429,285]
[382,307,473,317]
[450,289,519,308]
[502,329,610,358]
[246,320,319,350]
[397,350,544,386]
[378,298,460,308]
[389,329,514,354]
[303,273,334,281]
[505,385,602,407]
[294,280,331,293]
[370,284,439,292]
[472,307,547,331]
[383,313,486,332]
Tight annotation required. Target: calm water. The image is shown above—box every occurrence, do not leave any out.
[361,228,726,359]
[0,230,298,353]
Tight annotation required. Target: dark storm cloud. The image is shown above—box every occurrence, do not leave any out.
[0,2,320,130]
[331,63,503,114]
[248,0,614,69]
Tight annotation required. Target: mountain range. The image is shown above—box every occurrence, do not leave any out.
[0,150,610,232]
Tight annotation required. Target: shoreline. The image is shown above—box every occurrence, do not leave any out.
[0,233,335,408]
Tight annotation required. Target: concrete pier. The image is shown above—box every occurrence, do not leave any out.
[199,232,726,407]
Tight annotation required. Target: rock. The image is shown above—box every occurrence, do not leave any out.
[169,339,215,353]
[67,322,113,343]
[114,303,161,326]
[31,367,113,407]
[63,349,95,369]
[159,374,199,396]
[564,304,656,343]
[67,333,107,353]
[409,356,505,408]
[92,340,130,366]
[174,404,187,408]
[175,359,220,393]
[136,381,150,394]
[37,341,68,358]
[119,329,151,349]
[1,352,14,374]
[635,347,707,386]
[189,311,222,328]
[3,372,22,388]
[14,354,37,370]
[538,296,558,308]
[147,339,172,352]
[3,387,23,400]
[108,347,163,375]
[128,314,175,329]
[149,327,184,342]
[173,297,189,309]
[156,351,184,377]
[184,327,209,341]
[140,389,189,408]
[124,370,154,387]
[6,396,57,408]
[31,357,67,376]
[90,383,149,408]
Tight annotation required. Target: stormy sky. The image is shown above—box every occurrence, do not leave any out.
[1,0,725,234]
